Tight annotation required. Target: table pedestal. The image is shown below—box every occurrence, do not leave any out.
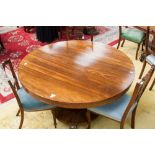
[55,108,98,129]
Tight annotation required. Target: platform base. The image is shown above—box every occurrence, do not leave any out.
[55,108,98,129]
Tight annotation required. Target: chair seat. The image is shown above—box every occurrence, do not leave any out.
[146,54,155,66]
[88,94,137,122]
[121,28,145,43]
[17,88,55,111]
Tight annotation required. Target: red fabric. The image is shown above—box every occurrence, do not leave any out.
[108,39,119,46]
[0,94,15,104]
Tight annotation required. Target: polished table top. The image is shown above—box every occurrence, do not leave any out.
[18,40,135,109]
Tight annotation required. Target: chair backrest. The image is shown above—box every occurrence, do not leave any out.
[65,26,85,40]
[146,26,155,56]
[122,67,154,121]
[62,26,94,41]
[118,26,129,34]
[2,59,20,90]
[2,59,23,109]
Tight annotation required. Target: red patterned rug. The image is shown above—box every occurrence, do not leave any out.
[0,26,118,104]
[0,28,46,71]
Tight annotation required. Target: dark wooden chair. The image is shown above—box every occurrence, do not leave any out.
[139,26,155,90]
[59,26,94,41]
[2,59,57,129]
[64,27,85,40]
[117,26,146,60]
[149,77,155,90]
[86,67,154,129]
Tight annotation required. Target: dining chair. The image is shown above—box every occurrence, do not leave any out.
[86,67,154,129]
[2,59,57,129]
[139,26,155,90]
[60,26,94,41]
[83,26,98,41]
[65,27,85,40]
[117,26,146,60]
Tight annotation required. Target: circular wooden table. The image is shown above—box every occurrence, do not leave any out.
[18,40,135,128]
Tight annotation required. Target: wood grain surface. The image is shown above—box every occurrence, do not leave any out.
[18,40,135,108]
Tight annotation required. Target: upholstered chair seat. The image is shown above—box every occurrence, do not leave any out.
[146,54,155,65]
[117,26,146,60]
[88,94,136,122]
[121,28,145,43]
[17,88,55,111]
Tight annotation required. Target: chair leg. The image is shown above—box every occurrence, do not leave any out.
[91,34,93,42]
[120,121,125,129]
[19,110,24,129]
[139,61,147,79]
[58,32,61,40]
[149,78,155,91]
[136,43,140,60]
[51,109,57,128]
[142,40,145,51]
[131,106,138,129]
[121,39,125,47]
[117,38,121,49]
[66,30,70,41]
[16,109,20,116]
[86,110,91,129]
